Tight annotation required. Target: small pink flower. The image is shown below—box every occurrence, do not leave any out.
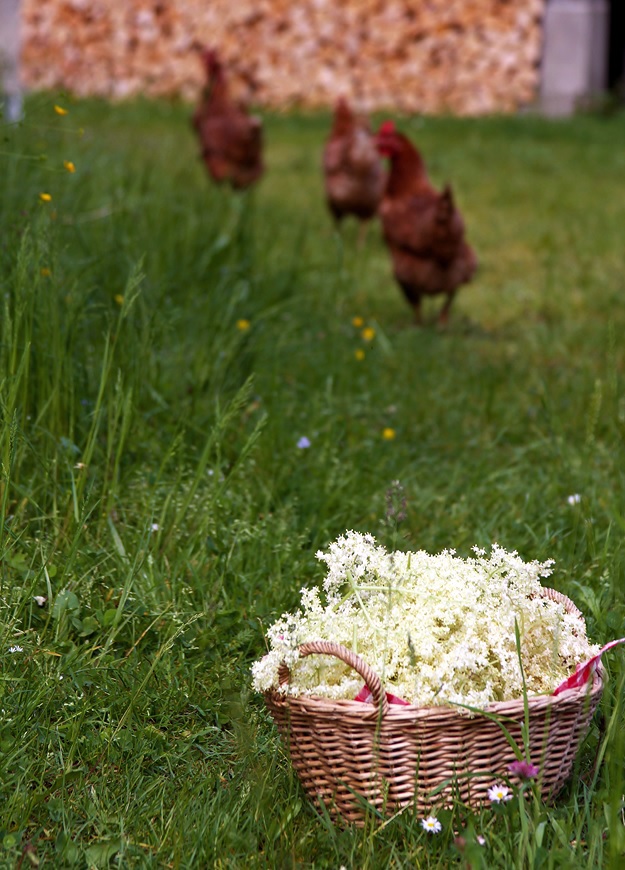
[508,760,539,780]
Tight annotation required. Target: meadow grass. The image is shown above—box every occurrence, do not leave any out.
[1,93,625,867]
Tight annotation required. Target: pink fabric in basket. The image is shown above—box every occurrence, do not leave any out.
[354,684,410,705]
[553,637,625,696]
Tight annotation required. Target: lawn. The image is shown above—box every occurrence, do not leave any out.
[1,94,625,867]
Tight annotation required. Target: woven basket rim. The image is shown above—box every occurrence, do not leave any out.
[268,586,604,717]
[265,663,604,717]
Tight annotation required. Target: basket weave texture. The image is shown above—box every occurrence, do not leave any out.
[265,588,604,824]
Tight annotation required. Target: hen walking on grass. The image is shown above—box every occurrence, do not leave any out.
[192,47,264,191]
[322,98,385,244]
[375,121,477,325]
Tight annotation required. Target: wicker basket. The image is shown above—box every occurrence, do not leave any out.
[265,588,604,824]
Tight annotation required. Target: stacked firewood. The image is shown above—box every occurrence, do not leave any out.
[21,0,545,115]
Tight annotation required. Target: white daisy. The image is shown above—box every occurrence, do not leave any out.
[487,784,512,803]
[421,815,442,833]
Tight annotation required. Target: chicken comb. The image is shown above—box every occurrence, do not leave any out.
[378,120,396,136]
[202,47,221,71]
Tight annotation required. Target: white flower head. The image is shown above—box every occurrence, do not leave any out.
[252,533,597,707]
[421,815,442,833]
[567,494,582,506]
[8,645,23,654]
[487,784,512,804]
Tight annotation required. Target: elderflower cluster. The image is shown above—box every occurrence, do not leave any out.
[251,532,598,708]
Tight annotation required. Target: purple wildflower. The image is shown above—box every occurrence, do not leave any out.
[508,760,539,780]
[297,436,311,449]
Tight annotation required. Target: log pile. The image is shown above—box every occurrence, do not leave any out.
[20,0,546,115]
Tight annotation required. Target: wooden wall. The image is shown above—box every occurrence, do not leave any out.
[21,0,545,115]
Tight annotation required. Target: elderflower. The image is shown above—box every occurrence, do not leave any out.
[252,532,598,708]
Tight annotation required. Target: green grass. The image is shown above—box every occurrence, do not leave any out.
[1,92,625,867]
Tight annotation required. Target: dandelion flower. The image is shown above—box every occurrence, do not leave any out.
[114,294,124,306]
[567,494,581,506]
[352,316,364,328]
[63,160,76,173]
[54,104,68,115]
[236,319,251,331]
[40,267,51,277]
[382,427,396,440]
[354,349,365,361]
[421,816,442,834]
[39,193,52,203]
[361,327,375,342]
[487,784,512,803]
[297,436,311,449]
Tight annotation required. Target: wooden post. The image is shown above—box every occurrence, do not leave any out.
[0,0,22,121]
[540,0,609,115]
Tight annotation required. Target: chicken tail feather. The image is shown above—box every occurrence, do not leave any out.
[436,184,455,223]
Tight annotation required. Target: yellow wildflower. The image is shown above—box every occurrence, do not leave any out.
[39,192,52,203]
[54,105,68,116]
[352,316,364,328]
[362,326,375,342]
[40,268,51,278]
[64,160,76,173]
[236,319,251,331]
[354,349,365,361]
[382,427,396,440]
[114,294,124,306]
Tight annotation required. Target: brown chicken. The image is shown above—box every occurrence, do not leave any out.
[192,48,264,190]
[375,121,477,325]
[322,98,385,239]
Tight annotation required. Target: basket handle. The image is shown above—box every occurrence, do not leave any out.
[278,640,390,718]
[540,587,584,623]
